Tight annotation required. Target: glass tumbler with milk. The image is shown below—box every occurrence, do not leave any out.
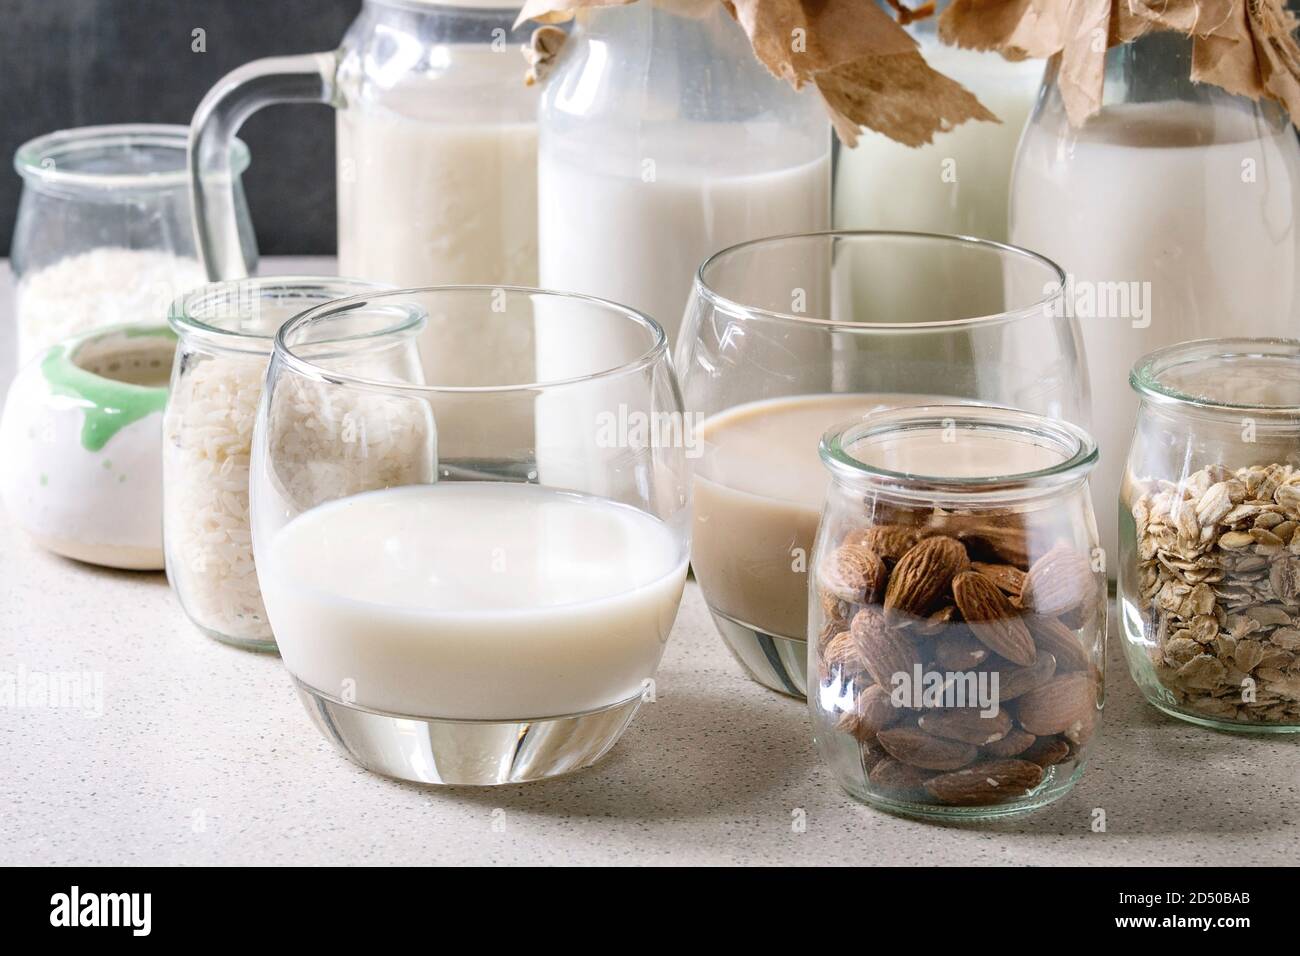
[535,1,831,346]
[1010,29,1300,578]
[190,0,539,286]
[676,231,1089,698]
[251,287,692,785]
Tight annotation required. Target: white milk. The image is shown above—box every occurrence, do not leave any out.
[260,482,687,721]
[537,124,830,343]
[1010,100,1300,568]
[337,61,540,451]
[834,42,1041,241]
[337,78,538,287]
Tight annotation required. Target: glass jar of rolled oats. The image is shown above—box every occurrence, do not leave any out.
[1121,338,1300,732]
[810,405,1106,818]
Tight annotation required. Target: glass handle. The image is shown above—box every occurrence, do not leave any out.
[188,51,338,280]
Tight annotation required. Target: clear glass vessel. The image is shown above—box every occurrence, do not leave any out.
[1010,30,1300,576]
[10,124,254,366]
[250,287,692,785]
[164,276,391,651]
[1121,338,1300,733]
[676,230,1088,697]
[190,0,538,287]
[536,2,830,344]
[811,405,1105,818]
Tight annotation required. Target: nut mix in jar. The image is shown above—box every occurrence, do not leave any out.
[1121,339,1300,732]
[810,406,1106,816]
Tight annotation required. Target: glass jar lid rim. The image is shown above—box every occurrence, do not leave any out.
[694,230,1068,331]
[275,285,669,393]
[1130,336,1300,414]
[168,277,394,354]
[14,124,249,190]
[819,404,1099,492]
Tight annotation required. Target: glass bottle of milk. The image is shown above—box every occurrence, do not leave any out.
[1009,30,1300,576]
[833,8,1043,242]
[535,2,831,345]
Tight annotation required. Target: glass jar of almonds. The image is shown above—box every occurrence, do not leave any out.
[810,406,1106,817]
[1121,338,1300,733]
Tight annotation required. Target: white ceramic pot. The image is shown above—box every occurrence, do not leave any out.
[0,324,175,569]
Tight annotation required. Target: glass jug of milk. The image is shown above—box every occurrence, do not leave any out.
[536,2,831,344]
[833,7,1043,242]
[1009,29,1300,576]
[190,0,538,286]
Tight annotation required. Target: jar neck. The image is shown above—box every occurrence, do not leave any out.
[1042,29,1292,130]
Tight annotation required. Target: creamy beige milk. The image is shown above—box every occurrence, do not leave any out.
[260,482,687,721]
[1011,100,1300,569]
[693,394,902,641]
[693,393,1066,641]
[537,124,830,344]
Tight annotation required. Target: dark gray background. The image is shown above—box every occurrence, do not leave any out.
[1,0,361,257]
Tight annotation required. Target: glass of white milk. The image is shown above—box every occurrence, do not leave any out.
[675,231,1089,698]
[250,287,692,785]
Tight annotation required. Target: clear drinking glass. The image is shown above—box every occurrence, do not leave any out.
[1121,338,1300,733]
[810,405,1105,818]
[164,276,392,651]
[676,230,1088,697]
[10,124,254,366]
[250,287,692,785]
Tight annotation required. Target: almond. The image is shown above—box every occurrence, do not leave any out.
[924,759,1044,806]
[844,524,918,563]
[917,707,1012,746]
[982,727,1035,757]
[820,630,864,680]
[837,683,900,741]
[884,535,969,624]
[819,590,852,627]
[994,651,1057,701]
[952,571,1037,666]
[970,561,1026,598]
[956,525,1031,567]
[934,631,991,670]
[1025,614,1091,672]
[850,607,922,688]
[1021,735,1071,767]
[819,544,887,604]
[1020,544,1096,617]
[877,726,977,770]
[1016,672,1098,737]
[915,604,958,636]
[868,757,935,792]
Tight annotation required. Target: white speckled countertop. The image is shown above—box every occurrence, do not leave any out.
[2,259,1297,866]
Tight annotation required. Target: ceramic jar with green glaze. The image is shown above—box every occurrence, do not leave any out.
[0,323,175,569]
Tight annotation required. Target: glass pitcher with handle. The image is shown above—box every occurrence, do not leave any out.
[190,0,539,286]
